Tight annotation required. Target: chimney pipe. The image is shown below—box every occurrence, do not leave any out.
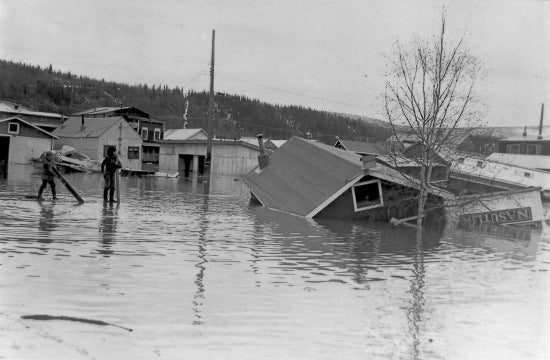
[361,155,377,171]
[81,115,84,126]
[538,103,544,140]
[523,126,527,137]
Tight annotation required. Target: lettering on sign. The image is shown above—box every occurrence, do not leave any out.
[459,223,532,242]
[459,207,532,226]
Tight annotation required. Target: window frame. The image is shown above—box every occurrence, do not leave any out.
[351,179,384,212]
[141,128,149,141]
[153,128,161,141]
[7,122,19,134]
[526,144,540,155]
[127,146,140,160]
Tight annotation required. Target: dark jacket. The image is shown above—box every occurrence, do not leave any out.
[101,155,122,174]
[41,159,56,181]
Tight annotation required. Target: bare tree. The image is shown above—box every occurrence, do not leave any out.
[383,13,481,227]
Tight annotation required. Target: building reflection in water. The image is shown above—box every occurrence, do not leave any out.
[98,202,118,257]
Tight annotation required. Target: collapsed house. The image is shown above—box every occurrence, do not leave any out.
[244,136,545,228]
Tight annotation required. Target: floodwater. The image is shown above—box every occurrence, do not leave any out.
[0,164,549,360]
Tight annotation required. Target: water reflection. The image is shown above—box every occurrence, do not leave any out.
[98,202,118,257]
[192,192,209,326]
[38,203,56,239]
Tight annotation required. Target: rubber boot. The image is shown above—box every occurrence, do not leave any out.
[103,188,109,201]
[109,188,115,203]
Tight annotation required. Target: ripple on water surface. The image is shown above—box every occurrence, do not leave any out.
[0,166,549,360]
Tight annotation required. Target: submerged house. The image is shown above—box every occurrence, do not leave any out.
[0,117,58,164]
[244,136,453,221]
[245,136,545,228]
[53,116,142,170]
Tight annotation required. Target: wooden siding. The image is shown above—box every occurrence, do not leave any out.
[7,136,52,164]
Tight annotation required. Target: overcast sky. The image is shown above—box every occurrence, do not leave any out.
[0,0,548,127]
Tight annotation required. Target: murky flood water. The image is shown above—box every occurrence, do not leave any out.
[0,164,549,360]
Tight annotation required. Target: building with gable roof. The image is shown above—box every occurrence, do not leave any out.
[0,100,67,132]
[53,116,142,170]
[0,116,58,164]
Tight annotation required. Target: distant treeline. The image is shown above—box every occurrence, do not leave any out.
[0,59,391,143]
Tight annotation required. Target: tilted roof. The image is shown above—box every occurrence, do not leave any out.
[54,116,126,138]
[245,136,453,217]
[334,139,390,155]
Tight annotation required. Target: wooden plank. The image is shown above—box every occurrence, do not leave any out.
[52,167,84,203]
[115,169,120,203]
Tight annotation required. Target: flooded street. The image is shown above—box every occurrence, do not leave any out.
[1,164,549,360]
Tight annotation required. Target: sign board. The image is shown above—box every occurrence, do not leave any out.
[459,207,532,226]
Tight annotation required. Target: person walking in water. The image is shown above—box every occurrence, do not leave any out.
[101,146,122,202]
[38,151,57,200]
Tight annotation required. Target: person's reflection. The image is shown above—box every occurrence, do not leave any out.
[38,203,56,242]
[98,202,118,257]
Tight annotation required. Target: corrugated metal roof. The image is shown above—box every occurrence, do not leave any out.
[164,128,207,140]
[244,137,364,217]
[54,116,125,138]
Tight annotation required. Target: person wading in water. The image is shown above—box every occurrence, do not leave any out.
[37,151,57,200]
[101,146,122,202]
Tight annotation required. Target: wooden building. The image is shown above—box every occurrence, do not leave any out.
[0,117,58,164]
[0,100,66,132]
[158,138,260,177]
[72,106,165,171]
[53,116,142,170]
[245,136,452,220]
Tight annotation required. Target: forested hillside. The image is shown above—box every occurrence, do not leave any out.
[0,59,391,143]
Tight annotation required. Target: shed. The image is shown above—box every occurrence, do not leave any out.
[158,139,260,177]
[0,117,58,164]
[53,116,142,170]
[0,100,66,132]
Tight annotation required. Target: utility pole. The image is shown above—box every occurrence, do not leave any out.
[207,29,215,165]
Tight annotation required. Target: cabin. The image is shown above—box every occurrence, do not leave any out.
[53,116,142,170]
[0,117,58,164]
[72,106,165,171]
[158,138,260,177]
[245,136,452,221]
[0,100,66,133]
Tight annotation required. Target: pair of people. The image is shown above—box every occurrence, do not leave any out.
[37,147,122,202]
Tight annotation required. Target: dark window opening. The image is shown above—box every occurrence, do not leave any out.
[352,180,383,211]
[128,146,140,159]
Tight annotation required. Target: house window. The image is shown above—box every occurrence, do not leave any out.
[351,179,384,211]
[526,144,540,155]
[128,146,140,159]
[154,128,161,141]
[524,172,531,178]
[141,128,148,140]
[507,144,520,154]
[8,122,19,134]
[476,161,484,168]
